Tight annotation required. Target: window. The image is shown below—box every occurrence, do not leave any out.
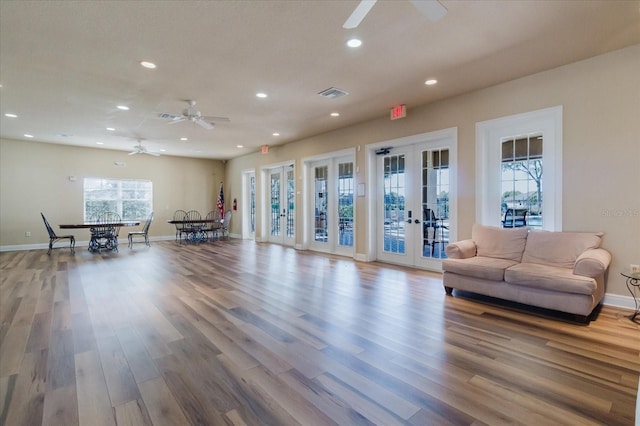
[338,161,354,247]
[84,178,153,221]
[501,135,543,229]
[476,106,562,231]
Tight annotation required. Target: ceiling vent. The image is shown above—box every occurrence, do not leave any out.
[318,87,349,99]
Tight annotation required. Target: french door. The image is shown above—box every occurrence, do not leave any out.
[242,170,255,240]
[267,165,295,246]
[309,156,354,256]
[376,141,453,270]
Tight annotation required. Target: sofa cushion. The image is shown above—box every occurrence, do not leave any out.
[521,230,603,269]
[505,263,596,295]
[443,257,520,281]
[472,224,529,262]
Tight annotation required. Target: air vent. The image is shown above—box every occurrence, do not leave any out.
[318,87,349,99]
[157,112,175,119]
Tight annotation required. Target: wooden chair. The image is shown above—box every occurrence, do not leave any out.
[502,208,528,228]
[128,212,153,248]
[41,212,75,255]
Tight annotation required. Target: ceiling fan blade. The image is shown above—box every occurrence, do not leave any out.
[409,0,447,22]
[201,115,230,123]
[167,117,187,125]
[194,118,215,130]
[128,151,138,156]
[343,0,377,29]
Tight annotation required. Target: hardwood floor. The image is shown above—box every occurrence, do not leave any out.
[1,240,638,425]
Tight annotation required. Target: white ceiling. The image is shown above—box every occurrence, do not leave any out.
[1,1,639,160]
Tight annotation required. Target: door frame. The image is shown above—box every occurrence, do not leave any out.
[260,161,296,246]
[302,148,356,255]
[365,127,458,270]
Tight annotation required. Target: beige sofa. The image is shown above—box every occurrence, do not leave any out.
[442,224,611,321]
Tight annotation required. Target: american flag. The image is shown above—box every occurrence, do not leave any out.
[217,183,224,218]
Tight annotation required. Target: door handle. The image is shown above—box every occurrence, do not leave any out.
[414,219,420,224]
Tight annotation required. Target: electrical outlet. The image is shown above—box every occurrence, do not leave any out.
[631,264,640,273]
[25,231,31,237]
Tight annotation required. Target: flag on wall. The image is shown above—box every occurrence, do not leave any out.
[217,183,224,218]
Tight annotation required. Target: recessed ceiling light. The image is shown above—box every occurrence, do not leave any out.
[106,127,115,131]
[96,141,104,145]
[425,79,438,86]
[140,61,156,69]
[330,112,340,117]
[180,137,188,141]
[117,105,129,110]
[256,92,268,98]
[24,134,34,138]
[272,132,280,136]
[159,149,166,152]
[346,38,362,48]
[4,113,17,118]
[237,145,244,148]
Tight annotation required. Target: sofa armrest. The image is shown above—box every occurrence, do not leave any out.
[445,239,477,259]
[573,248,611,277]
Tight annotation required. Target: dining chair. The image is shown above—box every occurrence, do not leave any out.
[184,210,204,241]
[128,212,153,248]
[220,210,232,240]
[41,212,75,255]
[89,211,121,252]
[204,210,222,240]
[173,210,187,241]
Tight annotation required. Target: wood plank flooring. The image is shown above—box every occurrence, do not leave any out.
[1,240,638,425]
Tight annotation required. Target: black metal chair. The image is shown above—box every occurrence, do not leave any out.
[204,210,222,241]
[41,213,75,255]
[220,210,232,240]
[89,211,121,252]
[173,210,187,241]
[184,210,205,242]
[502,208,528,228]
[128,212,153,248]
[423,208,448,256]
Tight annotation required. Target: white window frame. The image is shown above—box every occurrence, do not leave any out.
[476,106,562,230]
[83,177,153,221]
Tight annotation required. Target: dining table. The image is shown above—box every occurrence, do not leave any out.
[60,221,140,252]
[167,218,222,243]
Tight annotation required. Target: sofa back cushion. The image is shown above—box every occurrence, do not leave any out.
[472,224,529,262]
[521,230,603,268]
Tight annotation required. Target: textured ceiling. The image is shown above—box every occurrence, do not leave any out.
[1,1,639,159]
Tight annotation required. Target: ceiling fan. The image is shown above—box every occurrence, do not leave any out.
[157,100,230,130]
[343,0,447,29]
[128,141,160,156]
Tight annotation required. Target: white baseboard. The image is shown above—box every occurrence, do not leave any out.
[0,235,176,252]
[354,253,369,262]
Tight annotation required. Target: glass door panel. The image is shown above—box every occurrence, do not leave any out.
[267,165,295,246]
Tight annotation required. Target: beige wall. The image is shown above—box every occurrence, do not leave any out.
[0,140,224,245]
[226,44,640,297]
